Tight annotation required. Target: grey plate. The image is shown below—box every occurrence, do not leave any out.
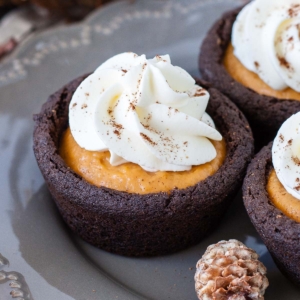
[0,0,299,299]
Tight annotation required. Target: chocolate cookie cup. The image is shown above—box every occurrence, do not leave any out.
[243,142,300,286]
[199,6,300,149]
[33,76,253,257]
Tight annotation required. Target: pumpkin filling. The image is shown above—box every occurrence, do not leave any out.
[267,169,300,223]
[59,127,226,194]
[223,43,300,101]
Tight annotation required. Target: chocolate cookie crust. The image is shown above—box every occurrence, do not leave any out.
[243,143,300,286]
[199,7,300,149]
[33,76,254,257]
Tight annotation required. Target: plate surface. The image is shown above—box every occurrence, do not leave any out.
[0,0,299,299]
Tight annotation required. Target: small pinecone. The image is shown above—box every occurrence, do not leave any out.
[195,240,269,300]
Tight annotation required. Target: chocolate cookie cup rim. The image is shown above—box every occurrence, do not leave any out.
[243,142,300,285]
[33,76,253,212]
[199,6,300,134]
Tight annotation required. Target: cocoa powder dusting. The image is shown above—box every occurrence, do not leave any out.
[194,88,206,97]
[288,4,300,18]
[111,121,123,130]
[292,156,300,166]
[81,104,87,109]
[109,120,124,139]
[113,130,121,138]
[279,134,284,142]
[141,123,150,129]
[141,123,159,134]
[297,24,300,39]
[277,56,292,70]
[129,102,136,110]
[140,133,157,146]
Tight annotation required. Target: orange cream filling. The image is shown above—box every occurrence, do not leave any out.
[267,169,300,222]
[59,127,226,194]
[223,43,300,101]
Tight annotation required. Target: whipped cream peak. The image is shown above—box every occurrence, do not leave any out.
[232,0,300,92]
[69,53,222,172]
[272,112,300,200]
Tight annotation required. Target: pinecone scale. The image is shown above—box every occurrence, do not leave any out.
[195,240,269,300]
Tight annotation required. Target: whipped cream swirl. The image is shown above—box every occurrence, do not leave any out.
[232,0,300,92]
[69,53,222,172]
[273,112,300,199]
